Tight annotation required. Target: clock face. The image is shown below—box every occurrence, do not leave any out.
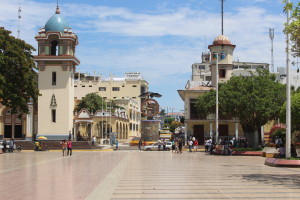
[142,98,159,117]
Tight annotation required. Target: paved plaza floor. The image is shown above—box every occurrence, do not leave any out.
[1,151,300,200]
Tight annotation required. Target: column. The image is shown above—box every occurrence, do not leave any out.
[235,122,239,139]
[261,125,264,143]
[26,103,33,139]
[90,123,93,141]
[74,123,77,141]
[184,122,187,145]
[209,122,213,138]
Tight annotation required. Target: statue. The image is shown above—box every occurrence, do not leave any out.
[139,92,162,119]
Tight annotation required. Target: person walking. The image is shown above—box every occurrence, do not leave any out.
[61,139,67,156]
[188,140,193,152]
[162,139,166,151]
[92,136,96,146]
[158,139,162,151]
[115,140,119,151]
[2,139,7,153]
[178,138,183,154]
[138,139,142,151]
[193,139,198,152]
[67,139,72,156]
[171,140,175,153]
[175,139,179,153]
[9,138,14,153]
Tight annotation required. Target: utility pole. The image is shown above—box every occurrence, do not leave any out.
[286,0,291,158]
[269,28,275,72]
[215,53,219,144]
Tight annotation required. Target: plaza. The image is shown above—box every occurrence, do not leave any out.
[1,151,300,200]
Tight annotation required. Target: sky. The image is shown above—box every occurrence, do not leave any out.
[0,0,296,113]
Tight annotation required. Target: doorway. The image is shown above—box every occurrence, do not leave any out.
[193,125,204,145]
[4,109,23,139]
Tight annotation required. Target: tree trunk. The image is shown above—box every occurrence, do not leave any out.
[242,126,259,148]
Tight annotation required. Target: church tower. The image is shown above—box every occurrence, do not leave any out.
[208,35,236,86]
[34,6,80,139]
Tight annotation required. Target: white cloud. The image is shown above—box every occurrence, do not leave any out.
[0,0,291,110]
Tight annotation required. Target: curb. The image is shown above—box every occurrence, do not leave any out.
[265,158,300,168]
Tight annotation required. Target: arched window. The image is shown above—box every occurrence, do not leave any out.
[51,40,58,56]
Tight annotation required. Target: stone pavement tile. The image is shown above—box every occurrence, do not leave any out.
[1,151,300,200]
[0,152,127,200]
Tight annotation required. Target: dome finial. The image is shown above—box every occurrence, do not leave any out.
[55,0,60,14]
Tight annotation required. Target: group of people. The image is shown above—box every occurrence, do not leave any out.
[188,137,199,152]
[1,138,15,153]
[171,138,184,153]
[61,139,72,156]
[204,137,234,155]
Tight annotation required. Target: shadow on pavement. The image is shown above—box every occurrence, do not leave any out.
[235,174,300,188]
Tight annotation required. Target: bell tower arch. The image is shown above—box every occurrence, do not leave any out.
[34,6,80,139]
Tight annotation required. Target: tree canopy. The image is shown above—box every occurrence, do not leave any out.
[280,92,300,131]
[76,93,106,113]
[283,0,300,57]
[196,69,286,146]
[0,27,39,114]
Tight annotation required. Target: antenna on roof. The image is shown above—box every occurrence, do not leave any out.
[220,0,225,35]
[17,1,22,38]
[269,28,275,72]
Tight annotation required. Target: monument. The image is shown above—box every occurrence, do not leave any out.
[139,92,162,141]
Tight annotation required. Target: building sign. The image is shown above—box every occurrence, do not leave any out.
[125,72,142,80]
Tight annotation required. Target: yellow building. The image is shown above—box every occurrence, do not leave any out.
[0,7,147,142]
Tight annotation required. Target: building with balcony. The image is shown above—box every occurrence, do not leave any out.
[178,35,270,144]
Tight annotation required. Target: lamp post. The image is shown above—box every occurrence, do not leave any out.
[286,0,291,158]
[213,52,219,144]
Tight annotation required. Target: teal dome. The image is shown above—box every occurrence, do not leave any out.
[45,12,70,32]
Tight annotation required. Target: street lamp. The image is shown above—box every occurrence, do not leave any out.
[286,0,291,158]
[213,52,219,144]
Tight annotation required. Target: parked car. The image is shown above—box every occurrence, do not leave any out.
[129,137,155,146]
[143,142,172,151]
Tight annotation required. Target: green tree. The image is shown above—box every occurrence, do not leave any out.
[76,93,106,113]
[280,92,300,131]
[0,27,39,114]
[164,117,175,124]
[196,89,216,118]
[169,121,182,133]
[220,69,285,146]
[195,69,286,147]
[283,0,300,57]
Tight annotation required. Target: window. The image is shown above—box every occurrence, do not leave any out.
[132,85,137,87]
[112,87,120,91]
[99,87,106,91]
[198,65,205,69]
[82,85,85,87]
[51,40,58,56]
[219,69,226,78]
[89,85,92,87]
[51,109,56,123]
[52,72,56,85]
[74,85,77,87]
